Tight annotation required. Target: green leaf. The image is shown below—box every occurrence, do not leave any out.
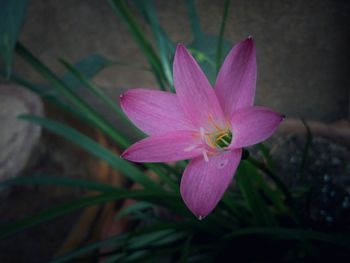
[222,227,350,250]
[0,175,119,193]
[133,0,175,89]
[109,0,167,90]
[299,118,313,180]
[7,72,97,125]
[0,0,29,77]
[15,42,130,148]
[114,201,154,220]
[61,53,113,88]
[19,114,159,190]
[189,34,231,84]
[185,0,202,40]
[256,143,275,172]
[236,161,277,226]
[185,0,231,84]
[59,59,142,136]
[180,234,192,263]
[0,190,177,239]
[61,54,151,88]
[51,234,128,263]
[216,0,231,74]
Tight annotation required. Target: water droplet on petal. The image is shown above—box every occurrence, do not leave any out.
[218,158,228,169]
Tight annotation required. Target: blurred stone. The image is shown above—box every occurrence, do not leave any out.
[0,83,43,183]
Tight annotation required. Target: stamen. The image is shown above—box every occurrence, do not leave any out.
[202,149,209,162]
[208,114,222,131]
[184,144,198,152]
[206,134,216,148]
[200,127,206,141]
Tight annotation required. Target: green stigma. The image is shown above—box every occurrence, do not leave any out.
[214,130,233,149]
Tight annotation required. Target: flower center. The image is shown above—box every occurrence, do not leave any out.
[203,114,233,150]
[212,130,233,148]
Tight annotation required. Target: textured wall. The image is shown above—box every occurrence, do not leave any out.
[16,0,350,122]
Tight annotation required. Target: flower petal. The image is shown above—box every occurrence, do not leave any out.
[120,88,194,136]
[230,106,283,149]
[121,131,202,162]
[173,44,225,128]
[215,37,257,118]
[180,149,242,218]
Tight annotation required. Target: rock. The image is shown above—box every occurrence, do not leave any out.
[0,83,43,183]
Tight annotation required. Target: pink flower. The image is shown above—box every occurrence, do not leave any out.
[120,37,283,219]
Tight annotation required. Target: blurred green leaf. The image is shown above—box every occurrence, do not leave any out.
[180,234,192,263]
[0,0,29,77]
[185,0,231,84]
[62,54,151,88]
[236,161,277,226]
[51,234,128,263]
[61,53,113,88]
[189,35,231,84]
[59,59,141,135]
[19,114,159,190]
[256,143,275,172]
[16,42,130,148]
[0,175,119,193]
[109,0,167,90]
[216,0,231,74]
[7,72,111,133]
[185,0,202,40]
[248,166,289,214]
[223,227,350,250]
[114,201,154,220]
[299,118,313,180]
[133,0,174,89]
[0,189,176,239]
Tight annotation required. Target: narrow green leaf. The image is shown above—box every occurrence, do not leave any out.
[256,143,275,172]
[15,42,130,148]
[61,53,114,88]
[19,114,159,191]
[0,190,176,239]
[250,171,288,214]
[59,59,143,137]
[189,35,231,84]
[299,118,312,180]
[185,0,202,40]
[0,0,29,77]
[109,0,167,90]
[114,201,154,220]
[180,234,192,263]
[0,175,119,193]
[7,72,97,125]
[236,161,277,226]
[223,227,350,249]
[51,234,128,263]
[216,0,231,74]
[137,0,174,88]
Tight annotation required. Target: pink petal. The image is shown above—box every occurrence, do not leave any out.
[173,44,225,128]
[230,106,283,149]
[120,88,194,136]
[121,131,202,162]
[180,149,242,218]
[215,37,257,118]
